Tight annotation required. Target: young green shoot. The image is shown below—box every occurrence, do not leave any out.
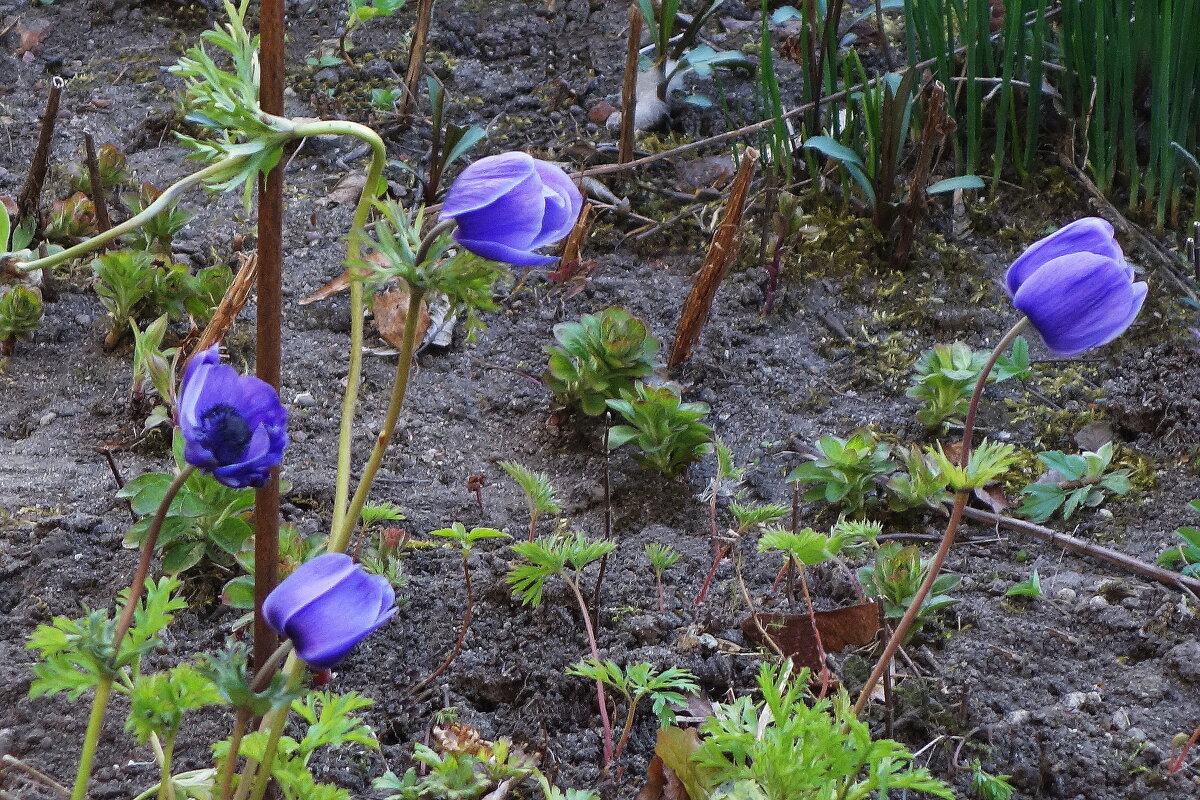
[565,659,698,762]
[643,542,681,611]
[508,532,617,765]
[404,523,509,699]
[499,461,561,542]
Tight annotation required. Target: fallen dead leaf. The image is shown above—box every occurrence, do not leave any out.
[325,171,367,206]
[298,270,351,305]
[373,281,430,349]
[742,602,883,675]
[649,727,707,800]
[10,17,53,57]
[974,484,1010,514]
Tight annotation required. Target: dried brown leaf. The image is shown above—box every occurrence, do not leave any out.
[742,602,883,674]
[374,281,430,349]
[974,484,1010,514]
[651,727,706,800]
[298,270,351,305]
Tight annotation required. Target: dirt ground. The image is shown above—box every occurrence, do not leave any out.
[2,0,1200,798]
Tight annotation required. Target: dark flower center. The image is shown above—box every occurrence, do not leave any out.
[199,403,252,464]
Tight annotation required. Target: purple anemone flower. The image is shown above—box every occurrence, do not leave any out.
[1005,218,1147,356]
[441,152,584,267]
[263,553,397,670]
[177,345,288,489]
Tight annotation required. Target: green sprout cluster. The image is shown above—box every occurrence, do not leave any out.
[544,307,659,416]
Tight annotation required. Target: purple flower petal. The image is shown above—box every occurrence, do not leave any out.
[263,553,397,670]
[450,170,545,250]
[1005,217,1124,296]
[453,236,559,267]
[442,152,537,218]
[1012,252,1147,355]
[530,162,582,247]
[263,553,359,635]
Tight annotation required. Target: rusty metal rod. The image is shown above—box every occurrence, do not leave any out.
[254,0,286,672]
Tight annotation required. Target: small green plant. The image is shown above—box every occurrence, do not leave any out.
[907,338,1031,428]
[970,759,1016,800]
[635,0,751,110]
[1017,443,1132,522]
[695,500,788,605]
[340,0,405,60]
[507,532,618,764]
[1005,568,1043,599]
[543,307,659,416]
[928,439,1019,491]
[72,143,130,195]
[499,461,561,541]
[886,445,952,511]
[606,382,713,478]
[1157,499,1200,577]
[93,250,157,349]
[788,430,896,515]
[858,542,960,636]
[123,183,193,255]
[828,518,882,560]
[43,193,97,243]
[759,526,844,569]
[118,432,257,576]
[659,662,953,798]
[566,659,697,761]
[355,502,409,589]
[644,542,680,611]
[370,87,403,112]
[0,284,43,356]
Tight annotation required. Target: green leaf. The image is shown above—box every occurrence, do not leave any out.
[1005,569,1042,598]
[1037,451,1087,481]
[926,175,985,194]
[161,540,207,574]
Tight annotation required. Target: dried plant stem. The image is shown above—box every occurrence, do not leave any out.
[563,574,614,767]
[17,77,64,222]
[695,540,732,605]
[255,0,287,680]
[852,318,1028,717]
[618,3,641,164]
[83,134,113,235]
[399,0,435,118]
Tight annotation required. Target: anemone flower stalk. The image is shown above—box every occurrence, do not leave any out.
[329,221,454,553]
[854,218,1145,717]
[214,641,294,800]
[71,465,196,800]
[850,318,1026,717]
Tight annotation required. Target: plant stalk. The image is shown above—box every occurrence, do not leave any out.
[564,575,614,767]
[851,318,1028,717]
[403,554,474,698]
[70,676,113,800]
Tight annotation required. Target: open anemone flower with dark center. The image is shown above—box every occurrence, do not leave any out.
[178,345,288,488]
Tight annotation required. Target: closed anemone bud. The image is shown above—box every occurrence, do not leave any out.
[263,553,397,670]
[177,345,288,488]
[1005,218,1147,356]
[441,152,584,267]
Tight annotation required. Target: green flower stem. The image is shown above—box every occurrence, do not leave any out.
[17,160,243,274]
[70,676,113,800]
[851,317,1029,718]
[328,219,455,554]
[215,641,294,800]
[235,653,303,800]
[289,120,389,552]
[330,283,427,553]
[71,464,197,800]
[152,733,176,800]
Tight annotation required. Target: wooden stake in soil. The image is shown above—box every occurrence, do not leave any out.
[82,134,113,236]
[254,0,286,670]
[399,0,435,119]
[667,147,758,369]
[618,3,642,164]
[17,77,65,223]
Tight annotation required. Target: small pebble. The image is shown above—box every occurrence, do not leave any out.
[1055,588,1076,603]
[74,313,90,326]
[293,391,317,408]
[1111,709,1131,730]
[39,411,56,426]
[1088,594,1109,608]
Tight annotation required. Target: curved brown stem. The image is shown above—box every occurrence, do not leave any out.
[852,318,1028,717]
[564,574,614,767]
[111,465,195,655]
[403,555,474,699]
